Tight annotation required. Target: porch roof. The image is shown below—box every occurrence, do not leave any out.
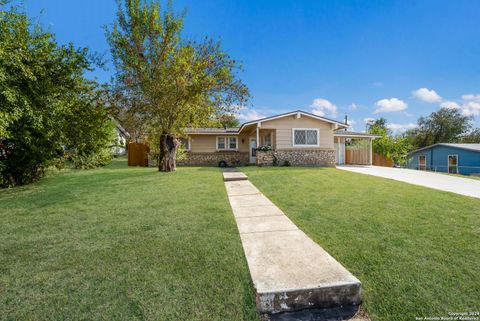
[238,110,349,134]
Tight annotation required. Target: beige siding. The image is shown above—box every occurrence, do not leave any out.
[189,135,216,152]
[261,115,335,149]
[188,134,249,153]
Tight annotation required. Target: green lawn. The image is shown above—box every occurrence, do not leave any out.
[0,159,258,321]
[242,167,480,321]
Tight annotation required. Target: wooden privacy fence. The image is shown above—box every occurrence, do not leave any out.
[346,148,370,165]
[372,153,394,167]
[128,142,149,167]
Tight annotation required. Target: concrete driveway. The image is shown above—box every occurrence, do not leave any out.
[337,165,480,199]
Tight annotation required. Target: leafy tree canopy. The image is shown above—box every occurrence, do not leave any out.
[106,0,249,171]
[367,118,411,165]
[0,3,114,187]
[405,108,474,149]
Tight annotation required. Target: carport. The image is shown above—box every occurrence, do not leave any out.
[334,131,379,165]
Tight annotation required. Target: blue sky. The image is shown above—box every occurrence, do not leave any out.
[24,0,480,132]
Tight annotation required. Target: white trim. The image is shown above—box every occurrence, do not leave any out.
[334,133,380,138]
[216,136,238,151]
[448,154,459,174]
[292,128,320,147]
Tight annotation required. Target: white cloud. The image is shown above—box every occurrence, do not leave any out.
[374,98,408,114]
[439,94,480,117]
[462,94,480,101]
[363,118,375,126]
[310,98,337,116]
[387,123,417,133]
[412,88,442,103]
[238,108,266,122]
[440,101,460,109]
[348,103,358,111]
[461,101,480,117]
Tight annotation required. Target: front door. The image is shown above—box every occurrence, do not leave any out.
[448,155,458,174]
[418,155,426,170]
[249,138,257,164]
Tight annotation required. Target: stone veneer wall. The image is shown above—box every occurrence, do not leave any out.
[178,151,249,166]
[257,149,336,167]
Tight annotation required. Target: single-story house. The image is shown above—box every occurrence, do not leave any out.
[179,110,379,167]
[407,143,480,175]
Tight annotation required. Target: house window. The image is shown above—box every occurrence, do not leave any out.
[229,137,237,149]
[264,133,272,147]
[418,155,426,170]
[448,155,458,174]
[292,128,319,147]
[180,138,190,151]
[217,137,226,149]
[217,136,237,150]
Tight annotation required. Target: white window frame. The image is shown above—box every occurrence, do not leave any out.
[216,136,238,151]
[448,154,458,174]
[292,128,320,147]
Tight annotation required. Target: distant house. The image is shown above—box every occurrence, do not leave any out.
[407,144,480,176]
[179,110,379,167]
[112,120,130,156]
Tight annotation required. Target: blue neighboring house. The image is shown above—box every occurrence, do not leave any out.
[407,144,480,176]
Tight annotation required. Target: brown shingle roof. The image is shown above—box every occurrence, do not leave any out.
[185,127,239,134]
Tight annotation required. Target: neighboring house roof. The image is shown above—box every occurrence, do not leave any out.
[334,130,381,138]
[110,117,131,138]
[185,110,349,134]
[409,143,480,155]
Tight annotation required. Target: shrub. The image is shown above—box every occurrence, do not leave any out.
[257,145,272,152]
[71,149,113,169]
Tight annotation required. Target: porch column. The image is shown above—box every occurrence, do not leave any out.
[256,126,260,147]
[369,138,373,165]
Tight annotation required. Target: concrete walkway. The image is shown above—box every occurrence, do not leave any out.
[337,165,480,199]
[223,171,362,316]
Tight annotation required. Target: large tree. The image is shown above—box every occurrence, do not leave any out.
[405,108,473,149]
[0,3,114,186]
[106,0,249,171]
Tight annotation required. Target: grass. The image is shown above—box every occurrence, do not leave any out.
[241,166,480,321]
[0,158,258,321]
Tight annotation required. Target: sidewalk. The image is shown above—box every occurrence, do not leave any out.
[223,171,363,317]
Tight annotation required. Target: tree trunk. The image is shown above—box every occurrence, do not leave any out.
[158,133,179,172]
